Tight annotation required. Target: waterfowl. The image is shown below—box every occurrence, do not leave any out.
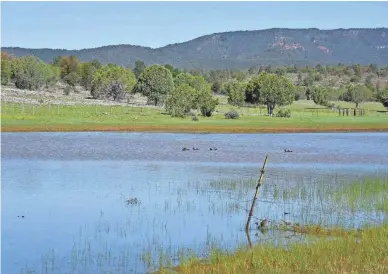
[210,147,217,151]
[255,218,268,229]
[192,147,199,150]
[284,149,293,153]
[182,147,190,151]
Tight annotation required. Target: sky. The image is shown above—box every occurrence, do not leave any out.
[1,1,388,50]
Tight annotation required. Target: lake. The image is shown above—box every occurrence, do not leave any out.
[2,132,388,273]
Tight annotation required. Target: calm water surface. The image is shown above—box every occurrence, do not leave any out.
[2,132,388,273]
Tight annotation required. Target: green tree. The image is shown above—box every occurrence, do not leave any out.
[12,56,58,90]
[364,75,374,90]
[164,64,180,78]
[133,61,146,79]
[303,75,314,86]
[369,64,378,74]
[174,72,214,111]
[90,59,102,70]
[297,72,303,86]
[91,64,136,100]
[211,81,222,94]
[199,93,218,117]
[52,56,62,67]
[1,58,12,85]
[294,86,306,101]
[78,62,97,90]
[350,75,361,83]
[311,86,329,106]
[341,85,371,108]
[227,82,246,107]
[245,72,295,116]
[305,86,312,100]
[59,56,79,79]
[134,65,174,106]
[165,84,197,117]
[63,72,80,89]
[376,88,388,108]
[166,72,218,117]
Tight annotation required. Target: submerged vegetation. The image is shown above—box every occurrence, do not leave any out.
[149,176,388,274]
[15,169,388,273]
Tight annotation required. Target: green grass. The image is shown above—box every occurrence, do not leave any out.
[156,177,388,273]
[2,101,388,132]
[161,224,388,274]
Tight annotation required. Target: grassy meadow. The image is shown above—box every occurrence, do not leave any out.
[1,99,388,133]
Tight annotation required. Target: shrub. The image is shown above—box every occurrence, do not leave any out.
[91,64,136,100]
[12,56,57,90]
[165,84,196,117]
[227,82,246,106]
[276,109,291,118]
[1,58,12,85]
[225,110,240,119]
[311,86,329,107]
[134,65,174,106]
[200,96,218,117]
[350,75,361,83]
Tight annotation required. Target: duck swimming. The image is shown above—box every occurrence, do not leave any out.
[255,218,269,229]
[182,147,190,151]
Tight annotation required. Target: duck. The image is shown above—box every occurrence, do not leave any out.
[182,147,190,151]
[192,147,199,150]
[255,218,269,230]
[284,149,293,153]
[210,147,217,151]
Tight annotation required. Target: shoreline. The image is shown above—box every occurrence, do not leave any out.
[2,124,388,133]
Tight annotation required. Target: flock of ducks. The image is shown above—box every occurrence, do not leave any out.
[182,147,293,153]
[182,147,217,151]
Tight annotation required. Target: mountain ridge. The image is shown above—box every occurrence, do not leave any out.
[3,28,388,69]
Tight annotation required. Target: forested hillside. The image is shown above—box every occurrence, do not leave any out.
[3,28,388,69]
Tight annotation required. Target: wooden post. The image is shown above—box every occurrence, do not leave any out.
[245,154,269,233]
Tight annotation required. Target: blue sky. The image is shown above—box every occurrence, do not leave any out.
[1,1,387,49]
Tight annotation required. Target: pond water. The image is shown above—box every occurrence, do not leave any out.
[2,132,388,273]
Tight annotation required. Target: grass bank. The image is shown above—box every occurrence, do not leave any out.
[162,224,388,274]
[2,102,388,133]
[156,177,388,273]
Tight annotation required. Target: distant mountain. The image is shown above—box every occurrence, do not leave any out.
[3,28,388,69]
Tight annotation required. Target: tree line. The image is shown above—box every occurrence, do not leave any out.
[1,53,388,118]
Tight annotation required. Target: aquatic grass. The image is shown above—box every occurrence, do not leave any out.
[160,224,388,274]
[332,177,388,213]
